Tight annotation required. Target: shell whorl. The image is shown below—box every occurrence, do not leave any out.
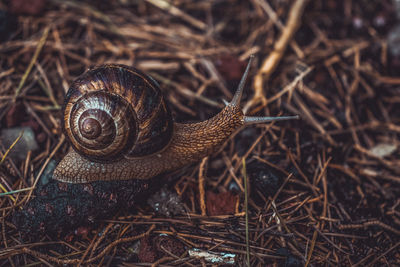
[64,64,173,161]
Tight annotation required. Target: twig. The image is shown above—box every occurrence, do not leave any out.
[338,220,400,235]
[145,0,206,30]
[198,157,208,216]
[246,0,309,112]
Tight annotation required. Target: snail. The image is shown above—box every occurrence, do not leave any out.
[53,57,298,183]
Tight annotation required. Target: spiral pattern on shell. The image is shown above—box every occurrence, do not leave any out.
[63,64,173,161]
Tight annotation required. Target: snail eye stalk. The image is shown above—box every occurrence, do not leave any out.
[230,55,300,124]
[230,55,254,107]
[243,115,299,125]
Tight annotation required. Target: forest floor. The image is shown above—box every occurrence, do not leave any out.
[0,0,399,266]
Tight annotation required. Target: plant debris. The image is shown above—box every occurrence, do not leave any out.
[1,0,400,266]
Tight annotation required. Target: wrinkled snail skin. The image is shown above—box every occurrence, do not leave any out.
[53,57,298,184]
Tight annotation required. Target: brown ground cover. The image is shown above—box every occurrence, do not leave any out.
[0,0,399,266]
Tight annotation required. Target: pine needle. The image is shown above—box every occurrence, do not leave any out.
[242,158,250,267]
[0,129,24,165]
[13,26,50,101]
[0,129,25,202]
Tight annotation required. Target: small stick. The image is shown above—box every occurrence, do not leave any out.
[247,0,309,112]
[198,157,208,216]
[145,0,206,30]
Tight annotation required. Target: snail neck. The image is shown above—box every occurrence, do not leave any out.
[52,106,244,183]
[167,105,244,161]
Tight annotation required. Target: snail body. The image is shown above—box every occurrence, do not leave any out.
[53,58,297,183]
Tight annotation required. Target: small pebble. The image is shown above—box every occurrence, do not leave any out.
[36,159,57,189]
[1,126,38,161]
[147,187,185,216]
[373,14,386,28]
[248,161,282,198]
[388,24,400,56]
[352,16,364,30]
[369,143,397,158]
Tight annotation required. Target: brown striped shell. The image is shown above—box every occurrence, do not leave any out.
[63,64,173,161]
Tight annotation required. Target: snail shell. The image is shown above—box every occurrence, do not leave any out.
[53,58,298,183]
[64,64,173,161]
